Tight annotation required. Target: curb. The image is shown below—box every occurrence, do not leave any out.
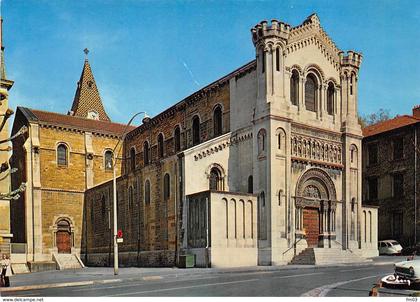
[0,278,122,293]
[1,261,395,293]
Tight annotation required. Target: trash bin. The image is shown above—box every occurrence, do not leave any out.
[178,254,195,268]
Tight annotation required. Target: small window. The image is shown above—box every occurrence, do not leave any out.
[174,126,181,152]
[368,143,378,165]
[163,174,170,200]
[192,116,200,145]
[261,49,265,73]
[209,167,222,191]
[145,180,151,205]
[213,106,223,137]
[158,133,164,158]
[368,177,378,201]
[393,173,404,198]
[130,147,136,172]
[247,175,253,194]
[275,48,280,72]
[104,150,113,171]
[393,137,404,160]
[57,144,68,166]
[305,74,317,112]
[327,82,334,115]
[143,141,149,165]
[350,75,354,95]
[290,70,299,106]
[258,129,266,155]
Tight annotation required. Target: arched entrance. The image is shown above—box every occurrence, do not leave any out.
[295,168,337,248]
[56,219,72,254]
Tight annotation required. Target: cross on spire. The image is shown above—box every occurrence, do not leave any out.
[84,48,89,58]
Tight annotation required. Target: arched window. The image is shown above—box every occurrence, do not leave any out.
[158,133,164,158]
[327,82,334,115]
[192,116,200,145]
[57,144,68,166]
[104,150,113,171]
[163,173,170,200]
[143,141,149,165]
[290,70,299,105]
[209,167,222,191]
[144,180,151,205]
[305,74,317,112]
[174,126,181,152]
[128,186,134,211]
[130,147,136,172]
[257,129,266,155]
[275,48,280,72]
[213,106,223,137]
[248,175,253,194]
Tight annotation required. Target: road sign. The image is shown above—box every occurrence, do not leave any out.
[117,229,123,238]
[116,238,123,243]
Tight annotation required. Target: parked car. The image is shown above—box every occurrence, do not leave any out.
[378,240,403,255]
[394,259,420,283]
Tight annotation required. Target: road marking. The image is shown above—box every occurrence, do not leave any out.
[72,276,220,292]
[272,272,325,279]
[142,276,162,281]
[339,267,374,272]
[301,274,383,297]
[105,278,260,297]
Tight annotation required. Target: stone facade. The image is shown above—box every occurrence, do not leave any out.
[362,106,420,247]
[84,14,378,268]
[10,58,133,265]
[0,16,15,256]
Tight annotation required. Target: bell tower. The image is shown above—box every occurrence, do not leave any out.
[251,20,290,107]
[340,50,362,133]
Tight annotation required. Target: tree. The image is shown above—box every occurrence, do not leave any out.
[359,108,392,128]
[0,108,27,200]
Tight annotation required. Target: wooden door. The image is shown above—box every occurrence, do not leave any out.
[56,231,71,253]
[303,208,320,247]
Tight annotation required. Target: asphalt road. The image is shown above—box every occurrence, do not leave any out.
[0,262,402,297]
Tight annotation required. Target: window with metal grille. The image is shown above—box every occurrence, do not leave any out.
[209,167,222,191]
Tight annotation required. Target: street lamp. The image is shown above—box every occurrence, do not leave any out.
[111,111,149,275]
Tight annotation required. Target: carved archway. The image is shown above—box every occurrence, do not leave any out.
[294,168,337,248]
[296,168,337,202]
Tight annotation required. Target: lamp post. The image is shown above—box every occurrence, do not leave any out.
[112,111,148,275]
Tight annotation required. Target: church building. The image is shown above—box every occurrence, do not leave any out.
[83,14,378,268]
[10,54,134,271]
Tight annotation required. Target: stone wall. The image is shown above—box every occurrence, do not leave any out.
[363,123,420,246]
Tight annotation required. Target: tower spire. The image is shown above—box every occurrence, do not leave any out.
[69,50,110,121]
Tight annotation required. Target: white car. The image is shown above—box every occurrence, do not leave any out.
[379,240,403,255]
[394,259,420,283]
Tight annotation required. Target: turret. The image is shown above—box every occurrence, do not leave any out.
[339,50,362,130]
[251,20,291,104]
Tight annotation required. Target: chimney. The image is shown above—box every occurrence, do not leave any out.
[413,105,420,119]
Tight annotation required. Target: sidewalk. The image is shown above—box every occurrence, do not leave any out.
[0,256,401,293]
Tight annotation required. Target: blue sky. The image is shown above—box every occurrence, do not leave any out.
[1,0,419,125]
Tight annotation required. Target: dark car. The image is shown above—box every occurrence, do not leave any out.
[401,246,420,256]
